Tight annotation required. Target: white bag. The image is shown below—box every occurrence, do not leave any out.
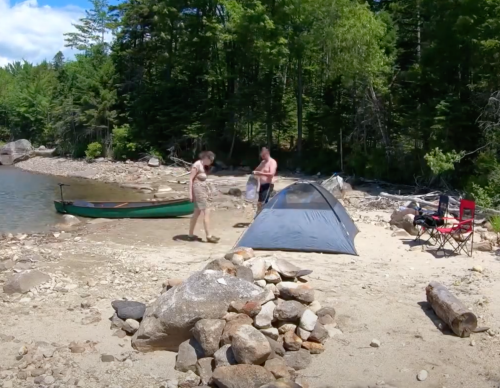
[245,175,258,202]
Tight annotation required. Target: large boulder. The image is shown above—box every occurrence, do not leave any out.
[3,270,51,294]
[131,270,266,352]
[0,139,34,165]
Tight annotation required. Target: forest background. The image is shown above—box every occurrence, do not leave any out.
[3,0,500,207]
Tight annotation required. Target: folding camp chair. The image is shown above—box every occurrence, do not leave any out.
[435,199,476,257]
[414,195,449,245]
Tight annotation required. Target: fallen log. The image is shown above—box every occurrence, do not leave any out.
[425,281,477,337]
[380,192,500,216]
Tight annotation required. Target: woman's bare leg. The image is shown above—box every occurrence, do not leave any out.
[201,210,210,238]
[189,208,200,236]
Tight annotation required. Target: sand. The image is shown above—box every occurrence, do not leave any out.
[1,200,500,388]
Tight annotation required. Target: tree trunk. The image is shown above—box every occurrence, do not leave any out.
[296,56,303,165]
[426,281,477,338]
[265,70,273,149]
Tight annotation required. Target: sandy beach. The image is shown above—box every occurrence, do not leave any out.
[1,158,500,388]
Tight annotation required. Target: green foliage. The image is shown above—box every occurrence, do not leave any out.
[424,148,465,176]
[2,0,500,210]
[85,142,103,159]
[489,215,500,233]
[469,183,494,208]
[112,124,137,160]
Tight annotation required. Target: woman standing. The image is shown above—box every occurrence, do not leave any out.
[188,151,220,243]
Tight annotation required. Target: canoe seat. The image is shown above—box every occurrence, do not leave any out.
[72,200,95,208]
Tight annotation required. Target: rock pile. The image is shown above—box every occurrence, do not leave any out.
[124,247,336,388]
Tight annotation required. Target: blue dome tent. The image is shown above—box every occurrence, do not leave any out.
[237,181,359,255]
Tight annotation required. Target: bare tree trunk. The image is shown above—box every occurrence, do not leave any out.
[296,56,303,165]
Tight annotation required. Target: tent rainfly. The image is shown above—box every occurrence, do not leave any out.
[237,181,359,255]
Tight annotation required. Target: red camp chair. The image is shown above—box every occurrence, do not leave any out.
[435,199,476,257]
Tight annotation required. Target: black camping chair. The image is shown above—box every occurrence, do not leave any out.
[414,195,449,245]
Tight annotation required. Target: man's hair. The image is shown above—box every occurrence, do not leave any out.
[199,150,215,161]
[261,147,270,153]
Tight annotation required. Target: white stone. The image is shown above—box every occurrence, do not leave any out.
[299,309,318,331]
[308,300,322,314]
[246,258,267,280]
[417,370,428,381]
[260,327,279,340]
[370,339,381,348]
[297,327,311,341]
[254,301,275,329]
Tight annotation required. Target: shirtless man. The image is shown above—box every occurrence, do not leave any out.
[253,147,277,213]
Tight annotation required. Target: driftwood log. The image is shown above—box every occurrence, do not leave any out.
[380,192,500,215]
[425,281,477,337]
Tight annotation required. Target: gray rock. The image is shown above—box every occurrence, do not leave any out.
[271,258,312,278]
[193,319,226,356]
[101,354,115,362]
[196,357,214,385]
[266,337,285,358]
[260,327,279,341]
[231,325,272,365]
[111,300,146,321]
[296,328,310,341]
[283,349,312,370]
[283,331,302,351]
[308,322,328,344]
[175,338,205,372]
[214,344,237,367]
[277,282,314,304]
[299,310,317,332]
[44,376,56,385]
[212,365,275,388]
[236,266,254,283]
[228,188,242,197]
[132,270,266,352]
[221,314,254,345]
[123,319,140,334]
[179,370,201,388]
[264,358,291,380]
[273,301,305,321]
[110,313,125,330]
[245,258,267,280]
[0,139,33,165]
[148,157,161,167]
[264,270,282,284]
[254,302,275,329]
[316,307,336,325]
[370,339,381,348]
[204,259,236,276]
[3,270,51,294]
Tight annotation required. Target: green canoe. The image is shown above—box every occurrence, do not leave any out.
[54,198,194,218]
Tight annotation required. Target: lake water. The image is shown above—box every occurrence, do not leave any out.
[0,166,146,233]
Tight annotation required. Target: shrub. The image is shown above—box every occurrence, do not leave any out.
[112,124,138,160]
[489,215,500,234]
[85,142,103,160]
